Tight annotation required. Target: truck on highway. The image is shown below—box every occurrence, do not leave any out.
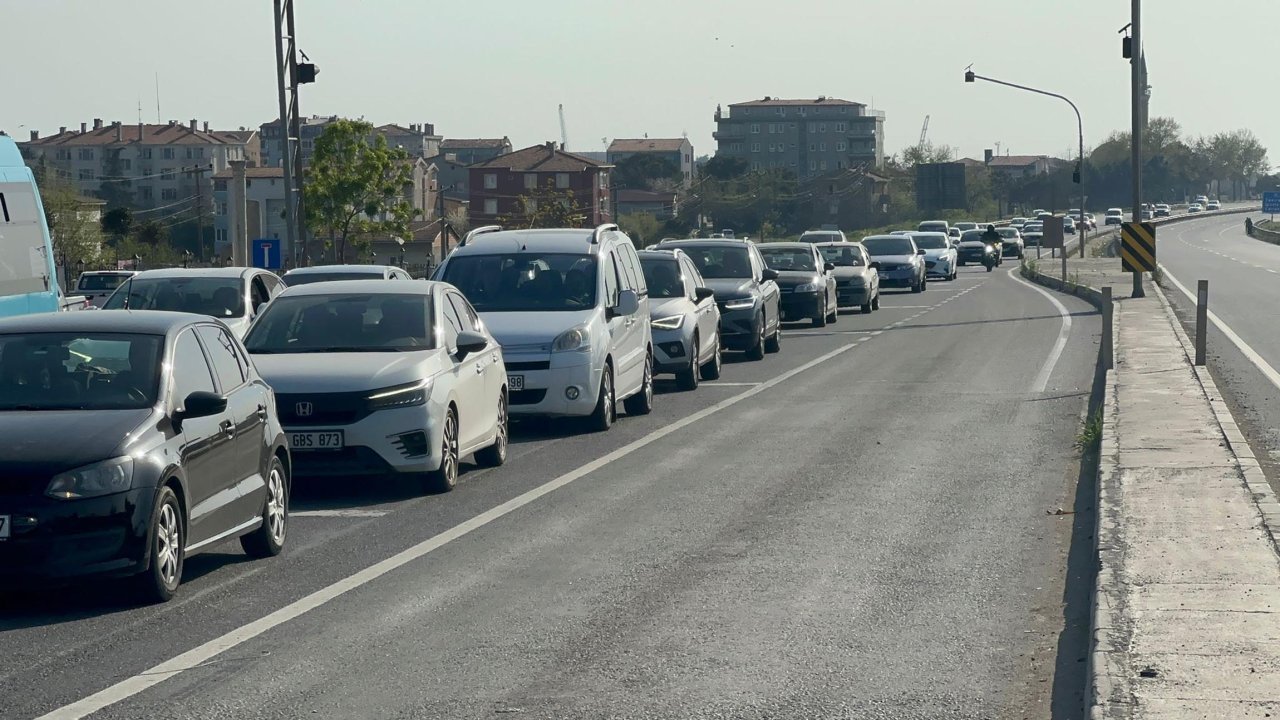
[0,134,86,317]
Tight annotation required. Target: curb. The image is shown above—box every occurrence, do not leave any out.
[1018,263,1105,309]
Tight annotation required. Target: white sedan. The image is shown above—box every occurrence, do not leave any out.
[911,232,958,281]
[244,280,509,493]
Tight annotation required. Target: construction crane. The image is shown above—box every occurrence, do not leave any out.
[558,104,568,149]
[918,115,930,147]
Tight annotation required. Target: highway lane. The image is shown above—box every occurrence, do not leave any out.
[1158,212,1280,483]
[1,267,1101,720]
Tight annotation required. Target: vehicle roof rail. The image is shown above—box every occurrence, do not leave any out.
[461,225,502,247]
[590,223,619,244]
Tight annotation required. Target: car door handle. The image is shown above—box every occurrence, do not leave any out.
[256,404,268,420]
[475,362,484,374]
[219,420,236,438]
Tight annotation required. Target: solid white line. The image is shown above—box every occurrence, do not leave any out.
[1160,266,1280,393]
[698,381,761,386]
[1007,267,1073,393]
[37,340,864,720]
[292,509,390,518]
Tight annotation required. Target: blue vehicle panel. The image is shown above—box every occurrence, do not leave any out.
[0,135,61,318]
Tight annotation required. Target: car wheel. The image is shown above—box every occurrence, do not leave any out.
[861,299,872,314]
[699,337,722,380]
[921,276,928,292]
[912,277,923,294]
[623,352,654,415]
[872,293,880,311]
[588,365,616,431]
[676,333,700,391]
[746,314,766,361]
[474,392,508,467]
[765,324,782,354]
[425,408,460,492]
[133,486,184,603]
[812,299,827,328]
[241,456,288,558]
[826,297,838,324]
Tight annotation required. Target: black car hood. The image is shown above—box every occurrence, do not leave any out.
[702,278,756,299]
[772,270,823,287]
[0,409,155,474]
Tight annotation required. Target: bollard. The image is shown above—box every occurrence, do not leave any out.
[1195,280,1208,366]
[1102,286,1114,371]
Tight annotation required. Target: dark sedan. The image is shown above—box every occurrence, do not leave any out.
[757,242,838,328]
[0,311,289,602]
[659,239,782,360]
[861,234,927,293]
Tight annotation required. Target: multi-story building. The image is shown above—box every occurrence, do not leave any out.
[607,138,695,186]
[20,119,251,210]
[616,189,677,220]
[260,117,443,168]
[712,97,885,176]
[374,123,442,160]
[428,137,514,202]
[469,142,612,226]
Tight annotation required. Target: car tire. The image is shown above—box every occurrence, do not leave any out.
[699,337,722,381]
[986,263,994,272]
[872,293,880,311]
[133,485,184,603]
[826,297,838,324]
[812,300,827,328]
[474,392,508,467]
[424,408,460,492]
[912,277,923,294]
[861,299,872,314]
[241,456,288,558]
[588,365,616,431]
[765,325,782,354]
[921,277,928,291]
[623,352,654,416]
[676,334,700,391]
[746,315,766,361]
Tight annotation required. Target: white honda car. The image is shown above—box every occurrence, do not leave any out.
[244,280,508,493]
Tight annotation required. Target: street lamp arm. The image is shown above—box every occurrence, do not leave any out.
[969,73,1082,134]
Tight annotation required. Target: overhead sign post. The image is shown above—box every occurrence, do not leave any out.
[1262,191,1280,221]
[252,238,283,271]
[1121,222,1156,275]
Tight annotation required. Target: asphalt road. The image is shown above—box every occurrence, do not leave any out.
[1157,212,1280,485]
[0,265,1102,720]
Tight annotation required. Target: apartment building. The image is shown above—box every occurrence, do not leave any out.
[712,97,885,176]
[469,142,612,226]
[607,138,695,186]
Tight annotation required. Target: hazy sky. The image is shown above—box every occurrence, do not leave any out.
[3,0,1275,165]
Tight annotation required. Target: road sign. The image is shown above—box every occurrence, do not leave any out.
[1041,215,1064,249]
[1121,222,1156,273]
[1263,191,1280,215]
[252,238,282,270]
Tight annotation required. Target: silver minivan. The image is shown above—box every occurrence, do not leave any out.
[435,224,654,431]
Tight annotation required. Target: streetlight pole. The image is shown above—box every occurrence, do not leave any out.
[1130,0,1145,297]
[964,68,1087,261]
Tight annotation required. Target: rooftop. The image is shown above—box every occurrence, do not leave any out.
[441,138,510,150]
[608,138,689,154]
[472,143,609,172]
[211,167,285,180]
[24,121,233,147]
[729,97,865,108]
[987,155,1051,167]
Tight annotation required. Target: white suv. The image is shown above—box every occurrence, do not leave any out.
[436,224,654,431]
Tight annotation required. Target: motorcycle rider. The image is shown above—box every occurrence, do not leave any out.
[981,224,1003,267]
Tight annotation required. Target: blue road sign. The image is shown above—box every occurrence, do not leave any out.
[252,238,282,270]
[1263,192,1280,215]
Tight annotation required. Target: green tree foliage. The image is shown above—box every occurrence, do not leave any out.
[38,177,105,268]
[100,207,133,245]
[305,119,418,262]
[499,183,586,228]
[617,212,662,247]
[132,219,168,246]
[902,142,956,167]
[701,155,749,181]
[613,154,682,191]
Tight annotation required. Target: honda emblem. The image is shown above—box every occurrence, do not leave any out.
[295,402,313,418]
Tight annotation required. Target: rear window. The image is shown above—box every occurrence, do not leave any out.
[76,274,130,292]
[283,271,384,286]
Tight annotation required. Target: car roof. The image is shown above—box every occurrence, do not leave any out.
[812,241,863,248]
[637,248,682,260]
[452,228,625,257]
[911,231,948,238]
[0,309,205,335]
[661,238,752,248]
[283,264,389,276]
[80,270,135,276]
[277,279,439,297]
[800,229,842,235]
[126,267,261,280]
[863,234,912,241]
[757,242,814,250]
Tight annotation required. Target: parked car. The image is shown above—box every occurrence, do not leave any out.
[911,232,958,281]
[917,220,949,234]
[1104,208,1124,225]
[798,229,847,244]
[1021,222,1045,247]
[996,227,1025,258]
[246,280,507,490]
[861,234,927,293]
[101,268,285,338]
[1206,200,1222,211]
[952,221,979,233]
[816,242,880,313]
[957,229,1002,266]
[660,238,781,360]
[75,271,136,308]
[0,311,289,601]
[437,224,653,431]
[758,242,838,328]
[1154,204,1171,217]
[637,249,721,390]
[282,264,414,287]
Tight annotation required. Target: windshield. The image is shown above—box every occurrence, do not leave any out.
[102,276,245,318]
[911,235,948,250]
[1023,224,1043,232]
[819,245,863,266]
[998,228,1019,238]
[759,247,817,272]
[76,274,130,292]
[0,332,162,411]
[441,253,597,312]
[640,257,685,299]
[961,230,989,243]
[676,245,754,279]
[861,236,915,256]
[245,293,433,353]
[284,271,383,286]
[918,222,947,232]
[799,232,839,244]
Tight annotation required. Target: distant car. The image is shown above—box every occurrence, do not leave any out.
[0,310,290,602]
[100,267,285,338]
[910,232,958,281]
[798,229,847,244]
[996,227,1025,258]
[917,220,949,234]
[816,242,880,313]
[1194,195,1209,206]
[637,249,721,390]
[282,264,413,286]
[1207,200,1222,211]
[862,234,927,293]
[1067,209,1093,230]
[1009,217,1029,230]
[952,221,978,233]
[661,239,782,360]
[1104,208,1124,226]
[947,227,962,242]
[74,270,135,308]
[1021,222,1045,247]
[1031,209,1048,218]
[1154,204,1171,217]
[1188,203,1204,213]
[889,230,914,235]
[1063,215,1077,234]
[1084,213,1098,229]
[758,242,839,328]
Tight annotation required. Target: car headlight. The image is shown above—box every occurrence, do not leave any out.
[46,457,135,500]
[984,245,995,252]
[367,379,431,410]
[552,326,590,352]
[722,298,755,310]
[794,282,822,293]
[650,315,684,330]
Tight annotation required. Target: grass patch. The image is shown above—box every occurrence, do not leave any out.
[1076,409,1103,450]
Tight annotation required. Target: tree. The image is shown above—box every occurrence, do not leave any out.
[39,178,104,271]
[613,154,682,191]
[702,155,749,180]
[901,142,956,167]
[617,212,662,247]
[305,119,417,262]
[132,219,168,246]
[498,183,585,228]
[101,207,133,245]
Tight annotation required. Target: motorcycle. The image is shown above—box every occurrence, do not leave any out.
[982,244,999,272]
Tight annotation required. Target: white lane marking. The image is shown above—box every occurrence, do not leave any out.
[883,305,933,309]
[1007,267,1073,393]
[37,339,871,720]
[292,509,389,519]
[698,381,761,386]
[1161,266,1280,393]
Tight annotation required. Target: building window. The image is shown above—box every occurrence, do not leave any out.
[161,188,178,201]
[161,169,176,180]
[818,123,826,133]
[840,106,849,114]
[195,148,204,158]
[750,124,760,134]
[121,159,132,170]
[139,148,152,159]
[768,143,775,152]
[162,148,175,159]
[819,143,827,152]
[483,173,497,189]
[809,143,816,152]
[218,202,227,216]
[752,143,761,152]
[820,160,828,170]
[556,173,570,189]
[836,122,848,132]
[484,199,498,215]
[185,148,194,159]
[524,173,538,190]
[751,162,760,171]
[78,149,94,161]
[140,187,153,200]
[836,141,847,152]
[78,169,95,181]
[809,160,817,171]
[799,107,807,116]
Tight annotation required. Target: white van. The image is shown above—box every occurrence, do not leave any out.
[435,224,653,431]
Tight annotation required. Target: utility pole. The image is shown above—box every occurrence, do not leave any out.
[436,186,449,263]
[185,164,211,263]
[1130,0,1145,297]
[273,0,317,267]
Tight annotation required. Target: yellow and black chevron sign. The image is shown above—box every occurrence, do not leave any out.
[1121,222,1156,273]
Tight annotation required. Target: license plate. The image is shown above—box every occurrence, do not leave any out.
[0,515,9,540]
[289,431,344,450]
[507,374,525,391]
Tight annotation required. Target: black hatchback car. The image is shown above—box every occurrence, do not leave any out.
[659,239,782,360]
[0,311,289,602]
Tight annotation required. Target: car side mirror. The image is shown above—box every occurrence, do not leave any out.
[610,289,640,319]
[823,262,835,272]
[916,248,926,255]
[175,391,227,423]
[870,261,881,270]
[761,268,779,281]
[455,330,488,360]
[694,286,715,302]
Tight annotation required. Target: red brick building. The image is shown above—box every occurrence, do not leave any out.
[469,142,613,226]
